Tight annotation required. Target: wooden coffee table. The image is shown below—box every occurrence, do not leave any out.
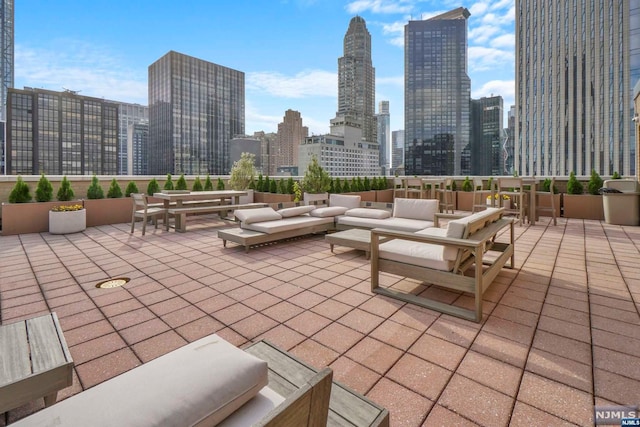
[0,313,73,413]
[325,228,372,259]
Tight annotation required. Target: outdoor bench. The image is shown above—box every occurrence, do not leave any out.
[371,207,514,322]
[167,202,267,232]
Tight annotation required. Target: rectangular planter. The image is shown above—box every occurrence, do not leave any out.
[256,193,294,204]
[375,189,394,203]
[345,191,376,202]
[456,192,474,212]
[562,194,604,220]
[2,201,84,236]
[85,198,133,227]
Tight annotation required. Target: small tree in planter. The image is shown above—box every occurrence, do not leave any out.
[364,176,371,191]
[125,181,139,197]
[176,174,188,191]
[461,176,473,192]
[216,178,225,190]
[147,178,160,196]
[278,178,287,194]
[342,179,351,193]
[269,179,277,193]
[567,171,584,194]
[301,155,331,204]
[57,176,75,201]
[164,174,174,190]
[204,174,214,191]
[9,176,32,203]
[87,175,105,199]
[256,175,264,192]
[229,152,256,191]
[293,181,302,202]
[612,171,622,179]
[287,177,295,195]
[587,169,603,195]
[542,178,558,194]
[264,176,271,193]
[107,178,123,198]
[192,176,203,191]
[36,174,53,202]
[334,178,343,194]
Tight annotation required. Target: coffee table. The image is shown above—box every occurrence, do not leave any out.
[325,228,372,259]
[0,313,73,413]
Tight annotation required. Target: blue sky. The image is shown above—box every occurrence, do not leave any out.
[15,0,515,135]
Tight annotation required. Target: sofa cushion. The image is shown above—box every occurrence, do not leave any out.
[392,198,439,221]
[446,207,502,239]
[379,239,452,272]
[415,227,459,261]
[336,216,433,232]
[243,216,334,234]
[329,194,361,209]
[235,207,282,224]
[310,206,349,217]
[277,205,315,218]
[345,208,391,219]
[12,334,268,427]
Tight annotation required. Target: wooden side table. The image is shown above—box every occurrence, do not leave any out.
[0,313,73,413]
[325,228,372,259]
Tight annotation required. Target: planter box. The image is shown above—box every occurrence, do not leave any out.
[303,192,329,206]
[85,198,133,227]
[255,192,294,204]
[345,191,376,202]
[1,201,84,236]
[375,189,394,203]
[49,209,86,234]
[562,194,604,220]
[456,192,474,212]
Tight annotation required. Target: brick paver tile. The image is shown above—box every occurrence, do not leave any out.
[369,319,422,351]
[387,353,452,400]
[510,401,579,427]
[75,348,141,389]
[409,333,467,371]
[330,356,380,395]
[526,347,592,393]
[313,322,364,353]
[422,404,481,426]
[368,378,434,427]
[458,350,522,396]
[345,337,403,375]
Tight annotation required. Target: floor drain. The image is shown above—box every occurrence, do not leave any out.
[96,277,130,289]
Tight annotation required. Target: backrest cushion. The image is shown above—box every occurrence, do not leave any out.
[445,207,502,239]
[277,205,315,218]
[309,206,349,217]
[392,198,439,221]
[235,207,282,224]
[345,208,392,219]
[415,227,458,260]
[329,194,361,209]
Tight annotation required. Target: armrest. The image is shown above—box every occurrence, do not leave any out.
[434,212,470,227]
[370,228,481,250]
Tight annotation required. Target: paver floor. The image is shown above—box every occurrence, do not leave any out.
[1,215,639,426]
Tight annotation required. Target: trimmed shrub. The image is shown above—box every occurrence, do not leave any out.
[567,172,584,194]
[204,174,214,191]
[612,171,622,179]
[87,175,104,199]
[287,177,294,195]
[192,176,203,191]
[164,174,174,190]
[9,176,32,203]
[269,179,277,193]
[587,169,603,195]
[176,174,187,190]
[35,174,53,202]
[125,181,139,197]
[334,178,342,193]
[147,178,160,196]
[216,177,225,190]
[107,178,123,198]
[462,176,473,192]
[57,176,75,201]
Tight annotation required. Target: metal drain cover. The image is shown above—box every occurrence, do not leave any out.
[96,277,130,289]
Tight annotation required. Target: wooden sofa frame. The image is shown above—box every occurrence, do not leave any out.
[370,208,514,322]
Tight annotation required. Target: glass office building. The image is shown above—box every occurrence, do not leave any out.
[404,8,471,176]
[148,51,244,175]
[376,101,390,172]
[516,0,639,176]
[0,0,13,122]
[338,16,376,145]
[470,96,503,176]
[112,101,148,175]
[6,87,118,175]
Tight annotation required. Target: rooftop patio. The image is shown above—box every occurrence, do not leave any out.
[1,214,639,426]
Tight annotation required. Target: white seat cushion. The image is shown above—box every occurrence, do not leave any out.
[345,208,391,219]
[235,208,282,224]
[379,239,452,272]
[336,216,433,232]
[392,198,439,221]
[243,216,334,234]
[277,205,315,218]
[329,194,361,209]
[415,227,459,261]
[13,334,268,427]
[310,206,349,217]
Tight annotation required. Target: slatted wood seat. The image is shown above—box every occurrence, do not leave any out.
[167,202,268,232]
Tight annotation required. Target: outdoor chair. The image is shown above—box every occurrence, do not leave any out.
[497,178,527,225]
[130,193,166,235]
[392,177,405,199]
[472,177,491,213]
[405,178,425,199]
[436,178,455,213]
[536,177,558,225]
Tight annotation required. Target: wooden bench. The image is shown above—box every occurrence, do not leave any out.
[245,340,389,427]
[167,202,268,232]
[371,207,514,322]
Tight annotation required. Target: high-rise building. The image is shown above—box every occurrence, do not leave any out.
[148,51,244,175]
[337,16,376,144]
[128,121,149,175]
[6,87,118,175]
[516,0,640,176]
[470,96,503,176]
[252,131,277,175]
[405,8,471,176]
[0,0,13,122]
[391,129,404,175]
[112,102,148,175]
[376,101,390,173]
[276,109,308,173]
[505,105,516,174]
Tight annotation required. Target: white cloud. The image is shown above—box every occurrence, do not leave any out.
[468,46,514,72]
[489,0,514,12]
[469,1,489,16]
[15,41,147,104]
[472,79,515,102]
[468,24,501,44]
[492,34,515,49]
[346,0,414,14]
[247,70,336,99]
[376,75,403,86]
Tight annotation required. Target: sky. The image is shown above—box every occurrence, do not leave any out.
[15,0,515,136]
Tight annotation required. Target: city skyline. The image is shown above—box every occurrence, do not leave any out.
[14,0,515,136]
